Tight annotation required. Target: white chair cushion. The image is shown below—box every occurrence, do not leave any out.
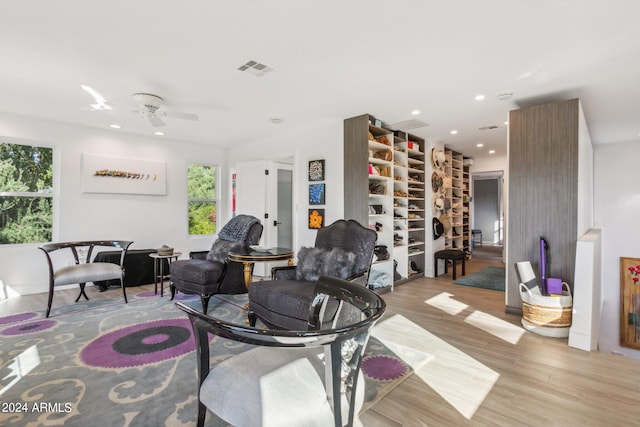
[54,263,123,286]
[200,346,364,427]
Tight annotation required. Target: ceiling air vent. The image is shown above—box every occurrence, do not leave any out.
[238,60,273,77]
[479,125,499,131]
[389,119,430,130]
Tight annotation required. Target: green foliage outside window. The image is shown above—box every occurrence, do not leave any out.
[188,164,216,235]
[0,143,53,244]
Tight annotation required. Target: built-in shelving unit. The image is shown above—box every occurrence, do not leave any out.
[462,160,471,252]
[344,114,426,289]
[443,148,472,252]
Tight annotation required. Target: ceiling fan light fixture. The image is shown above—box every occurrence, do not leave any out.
[131,92,198,127]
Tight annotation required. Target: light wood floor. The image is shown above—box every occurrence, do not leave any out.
[2,257,639,426]
[360,257,640,426]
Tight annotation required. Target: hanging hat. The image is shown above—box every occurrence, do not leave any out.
[442,176,452,189]
[431,172,443,192]
[433,196,444,212]
[439,214,451,234]
[432,217,445,240]
[443,198,451,210]
[431,148,446,169]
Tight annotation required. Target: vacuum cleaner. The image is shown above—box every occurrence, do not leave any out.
[539,237,550,295]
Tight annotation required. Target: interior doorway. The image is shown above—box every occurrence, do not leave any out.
[234,158,295,275]
[274,162,294,250]
[472,171,504,259]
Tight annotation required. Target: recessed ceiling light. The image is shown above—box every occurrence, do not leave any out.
[476,143,484,148]
[411,110,420,116]
[270,118,283,124]
[489,150,496,154]
[475,94,485,101]
[450,130,458,135]
[497,92,513,101]
[109,124,121,129]
[154,131,165,136]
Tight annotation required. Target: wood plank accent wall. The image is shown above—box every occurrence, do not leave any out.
[343,114,370,226]
[506,99,579,310]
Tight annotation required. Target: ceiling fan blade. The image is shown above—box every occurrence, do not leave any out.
[147,114,166,127]
[159,111,199,121]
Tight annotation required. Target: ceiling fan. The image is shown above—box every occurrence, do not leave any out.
[132,93,199,127]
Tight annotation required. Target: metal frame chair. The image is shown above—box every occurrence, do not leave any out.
[176,275,386,427]
[38,240,133,317]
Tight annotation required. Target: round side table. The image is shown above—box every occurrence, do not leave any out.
[149,252,182,297]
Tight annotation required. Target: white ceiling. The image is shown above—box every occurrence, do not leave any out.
[2,1,639,159]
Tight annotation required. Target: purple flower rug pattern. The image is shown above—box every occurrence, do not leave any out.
[80,318,195,368]
[0,291,411,426]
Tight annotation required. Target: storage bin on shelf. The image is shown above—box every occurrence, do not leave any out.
[519,282,573,338]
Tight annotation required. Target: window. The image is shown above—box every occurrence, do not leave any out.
[0,142,53,244]
[188,163,217,235]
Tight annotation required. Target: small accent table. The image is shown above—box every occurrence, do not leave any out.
[434,249,466,280]
[228,247,294,287]
[149,252,181,296]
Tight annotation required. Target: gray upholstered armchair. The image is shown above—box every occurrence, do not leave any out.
[248,219,377,330]
[170,215,263,314]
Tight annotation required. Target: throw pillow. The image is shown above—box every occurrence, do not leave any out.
[207,239,246,263]
[295,247,357,282]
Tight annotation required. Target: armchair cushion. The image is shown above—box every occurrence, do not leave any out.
[295,247,356,282]
[200,346,363,427]
[54,263,123,287]
[170,259,224,286]
[249,279,340,330]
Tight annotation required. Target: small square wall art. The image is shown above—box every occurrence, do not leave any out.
[308,209,324,229]
[309,183,325,205]
[308,159,325,181]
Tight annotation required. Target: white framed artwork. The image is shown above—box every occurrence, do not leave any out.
[82,154,167,195]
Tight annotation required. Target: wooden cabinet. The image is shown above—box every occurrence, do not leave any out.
[344,114,426,289]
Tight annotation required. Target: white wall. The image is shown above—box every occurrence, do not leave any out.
[577,102,594,236]
[227,119,344,252]
[0,113,227,295]
[594,140,640,359]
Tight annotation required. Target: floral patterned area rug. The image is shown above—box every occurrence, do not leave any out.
[0,290,414,426]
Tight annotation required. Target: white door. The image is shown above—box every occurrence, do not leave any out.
[235,160,294,276]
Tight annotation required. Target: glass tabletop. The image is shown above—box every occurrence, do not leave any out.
[228,247,293,260]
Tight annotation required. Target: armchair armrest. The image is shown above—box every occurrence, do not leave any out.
[189,251,209,260]
[271,265,297,280]
[346,271,368,286]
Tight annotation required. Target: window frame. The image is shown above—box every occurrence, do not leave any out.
[0,140,55,245]
[187,162,219,237]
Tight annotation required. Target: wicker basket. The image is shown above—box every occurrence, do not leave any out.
[157,245,174,256]
[519,282,573,338]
